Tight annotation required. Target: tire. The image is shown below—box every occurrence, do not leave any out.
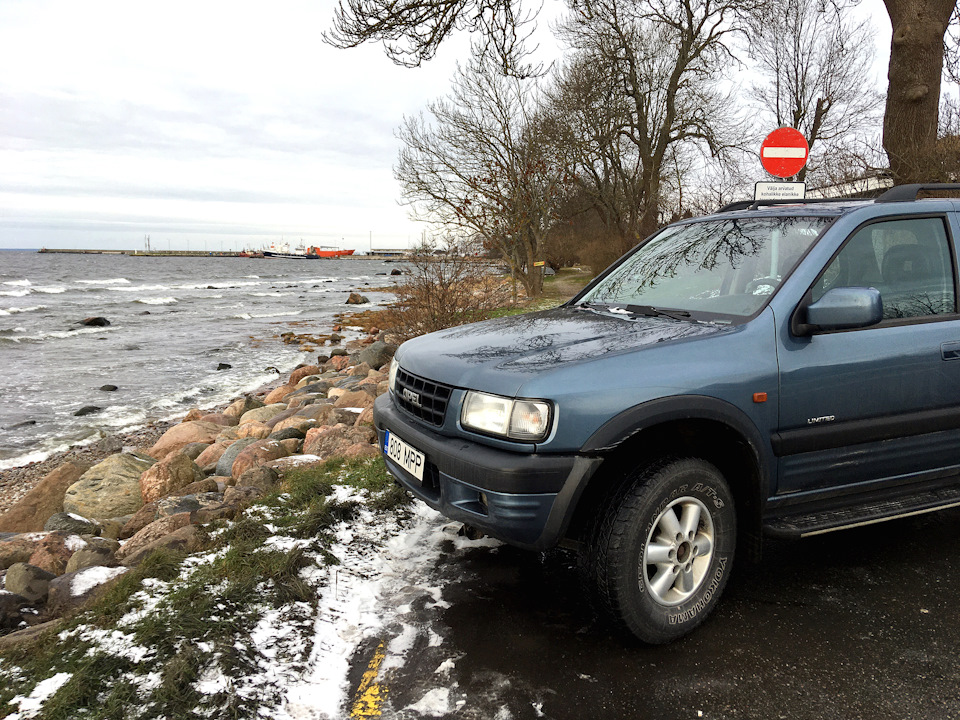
[589,457,736,644]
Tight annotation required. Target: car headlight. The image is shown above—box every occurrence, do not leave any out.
[388,357,399,393]
[461,391,552,442]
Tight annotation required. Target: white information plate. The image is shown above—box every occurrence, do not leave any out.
[754,181,806,201]
[384,430,425,482]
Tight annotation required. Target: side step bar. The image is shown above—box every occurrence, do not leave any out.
[764,485,960,538]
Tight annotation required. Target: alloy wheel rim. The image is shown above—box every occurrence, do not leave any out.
[641,496,715,606]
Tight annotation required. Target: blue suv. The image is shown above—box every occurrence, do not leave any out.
[374,183,960,643]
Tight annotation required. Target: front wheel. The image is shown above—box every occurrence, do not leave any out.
[590,457,736,643]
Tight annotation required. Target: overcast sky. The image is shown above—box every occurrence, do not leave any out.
[0,0,474,251]
[0,1,895,252]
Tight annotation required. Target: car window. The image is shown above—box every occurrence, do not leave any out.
[812,217,956,320]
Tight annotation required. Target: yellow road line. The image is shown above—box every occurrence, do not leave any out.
[350,641,389,718]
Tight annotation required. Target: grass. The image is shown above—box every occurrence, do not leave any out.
[0,457,406,720]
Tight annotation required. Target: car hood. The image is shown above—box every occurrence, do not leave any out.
[396,306,736,397]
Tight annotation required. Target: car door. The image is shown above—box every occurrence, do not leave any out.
[775,213,960,498]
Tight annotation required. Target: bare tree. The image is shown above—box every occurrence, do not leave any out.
[748,0,882,183]
[325,0,541,75]
[557,0,752,238]
[395,59,565,297]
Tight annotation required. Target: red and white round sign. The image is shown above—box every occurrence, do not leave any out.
[760,127,809,178]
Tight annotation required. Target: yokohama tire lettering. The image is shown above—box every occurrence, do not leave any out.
[668,557,727,625]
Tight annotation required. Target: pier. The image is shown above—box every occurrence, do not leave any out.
[38,248,247,257]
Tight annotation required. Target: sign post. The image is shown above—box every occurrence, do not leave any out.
[755,127,809,201]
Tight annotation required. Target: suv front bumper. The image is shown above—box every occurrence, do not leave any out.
[373,394,602,550]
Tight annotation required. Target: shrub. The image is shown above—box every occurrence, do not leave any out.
[381,242,517,341]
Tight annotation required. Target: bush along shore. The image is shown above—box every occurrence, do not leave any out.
[0,324,410,718]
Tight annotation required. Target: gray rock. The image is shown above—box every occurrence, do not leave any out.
[269,427,307,441]
[4,563,56,603]
[48,566,127,611]
[95,435,123,453]
[0,591,29,629]
[330,348,348,357]
[43,513,100,536]
[178,443,209,461]
[80,317,110,327]
[234,466,279,492]
[214,438,261,477]
[223,486,265,507]
[65,547,118,574]
[100,384,119,392]
[74,406,102,417]
[356,341,398,370]
[291,380,334,395]
[156,492,224,518]
[345,293,369,305]
[63,453,155,519]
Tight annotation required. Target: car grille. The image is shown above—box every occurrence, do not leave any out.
[395,367,452,426]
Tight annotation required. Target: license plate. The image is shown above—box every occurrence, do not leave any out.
[383,430,425,482]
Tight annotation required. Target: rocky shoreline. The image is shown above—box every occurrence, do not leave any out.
[0,319,397,643]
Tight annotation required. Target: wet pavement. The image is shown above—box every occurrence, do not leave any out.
[348,507,960,720]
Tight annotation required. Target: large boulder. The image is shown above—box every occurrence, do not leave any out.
[64,545,119,574]
[120,525,201,567]
[0,461,90,533]
[139,452,204,504]
[29,532,84,575]
[333,389,376,410]
[346,292,369,305]
[156,492,223,518]
[288,364,321,386]
[198,413,239,427]
[47,566,127,612]
[214,438,261,477]
[4,563,56,603]
[0,535,43,570]
[236,422,272,440]
[43,513,99,536]
[0,591,29,630]
[289,380,334,397]
[238,404,287,426]
[273,404,338,432]
[120,501,159,539]
[230,440,293,479]
[147,421,221,460]
[63,454,154,519]
[116,514,193,562]
[234,466,279,493]
[223,395,264,419]
[264,385,296,404]
[194,441,231,469]
[303,424,377,459]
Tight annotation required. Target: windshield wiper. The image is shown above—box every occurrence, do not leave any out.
[622,305,695,322]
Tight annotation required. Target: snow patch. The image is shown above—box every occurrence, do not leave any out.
[6,672,72,719]
[70,566,127,597]
[406,688,451,717]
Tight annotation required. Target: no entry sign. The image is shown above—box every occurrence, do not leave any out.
[760,127,809,178]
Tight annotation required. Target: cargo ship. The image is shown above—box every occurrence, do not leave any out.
[263,242,356,259]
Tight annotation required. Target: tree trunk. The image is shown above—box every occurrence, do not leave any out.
[882,0,955,183]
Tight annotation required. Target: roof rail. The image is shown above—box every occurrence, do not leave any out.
[717,197,859,213]
[876,183,960,202]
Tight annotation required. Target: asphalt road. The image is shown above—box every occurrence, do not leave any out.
[347,507,960,720]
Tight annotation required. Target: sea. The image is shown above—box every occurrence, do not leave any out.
[0,250,402,470]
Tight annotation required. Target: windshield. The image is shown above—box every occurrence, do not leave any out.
[578,216,832,320]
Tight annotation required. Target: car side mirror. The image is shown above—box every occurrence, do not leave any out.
[793,287,883,336]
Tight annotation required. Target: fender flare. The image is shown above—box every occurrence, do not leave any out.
[581,395,774,490]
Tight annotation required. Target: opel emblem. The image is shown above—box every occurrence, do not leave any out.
[402,388,422,407]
